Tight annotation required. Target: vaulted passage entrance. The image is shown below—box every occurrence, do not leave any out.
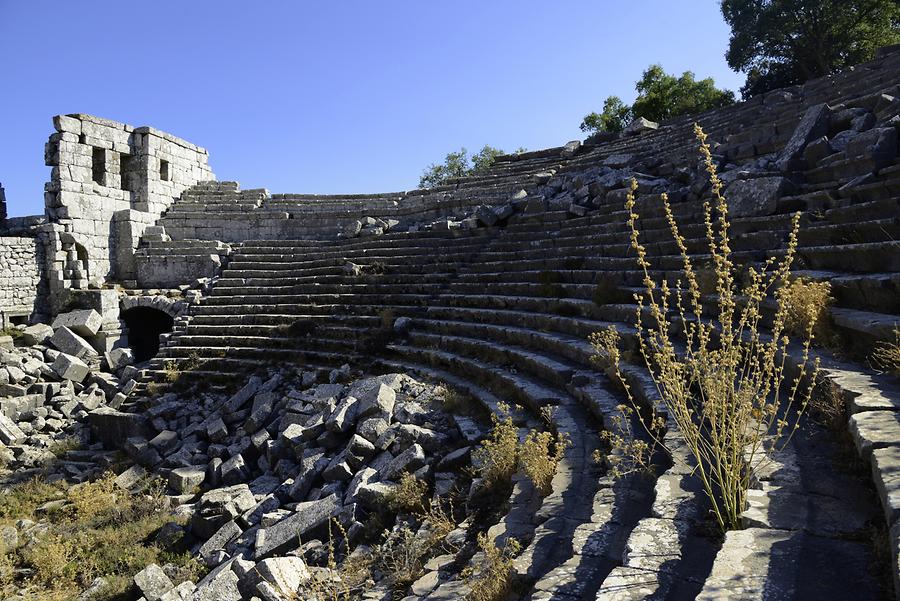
[121,307,173,362]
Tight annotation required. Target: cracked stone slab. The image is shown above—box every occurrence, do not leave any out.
[849,409,900,458]
[696,527,880,600]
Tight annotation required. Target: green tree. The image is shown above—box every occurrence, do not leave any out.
[580,66,735,135]
[721,0,900,98]
[580,96,632,134]
[631,65,736,122]
[419,145,509,188]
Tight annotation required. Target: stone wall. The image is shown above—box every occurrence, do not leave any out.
[0,236,46,326]
[43,114,215,295]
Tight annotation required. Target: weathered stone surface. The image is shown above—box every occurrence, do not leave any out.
[0,414,25,445]
[696,528,880,600]
[89,407,151,447]
[199,520,242,563]
[223,376,262,414]
[133,563,174,601]
[849,409,900,458]
[379,442,425,480]
[20,323,53,346]
[52,309,102,338]
[52,352,90,382]
[870,445,900,526]
[776,103,831,171]
[250,556,310,596]
[724,176,790,218]
[355,382,396,419]
[50,327,97,360]
[254,494,342,558]
[168,465,206,494]
[623,117,659,136]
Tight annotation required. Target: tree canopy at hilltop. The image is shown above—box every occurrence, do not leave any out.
[580,65,735,135]
[721,0,900,97]
[419,146,522,189]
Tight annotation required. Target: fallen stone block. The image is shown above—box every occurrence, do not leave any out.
[52,309,102,338]
[0,414,26,445]
[247,556,310,597]
[50,327,97,360]
[624,117,659,136]
[169,465,206,494]
[356,382,396,419]
[254,494,342,558]
[20,323,53,346]
[105,347,133,370]
[223,376,262,414]
[133,563,174,601]
[199,520,242,564]
[379,442,425,480]
[724,176,791,218]
[776,103,831,171]
[51,353,90,383]
[88,407,151,447]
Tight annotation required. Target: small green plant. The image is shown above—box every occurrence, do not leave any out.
[438,385,475,415]
[163,360,181,384]
[0,327,22,340]
[463,533,521,601]
[591,125,820,533]
[519,429,568,494]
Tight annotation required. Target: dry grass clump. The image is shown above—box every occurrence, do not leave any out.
[782,277,834,344]
[872,328,900,377]
[47,437,81,458]
[472,403,520,491]
[437,385,476,415]
[298,519,371,601]
[591,124,821,532]
[474,404,569,495]
[386,473,428,514]
[463,533,521,601]
[0,473,200,601]
[300,496,459,600]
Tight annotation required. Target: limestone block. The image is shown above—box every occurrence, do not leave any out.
[250,556,310,596]
[776,103,831,172]
[624,117,659,136]
[0,414,26,445]
[254,494,341,558]
[51,352,90,383]
[20,324,54,346]
[724,176,791,218]
[53,115,82,135]
[52,309,102,337]
[105,347,133,370]
[133,563,174,601]
[50,327,96,360]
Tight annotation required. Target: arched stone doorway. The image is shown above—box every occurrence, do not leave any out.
[120,307,174,362]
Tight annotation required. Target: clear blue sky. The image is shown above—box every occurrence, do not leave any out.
[0,0,743,217]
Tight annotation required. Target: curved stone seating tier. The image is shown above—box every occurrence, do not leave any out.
[143,47,900,257]
[132,48,900,598]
